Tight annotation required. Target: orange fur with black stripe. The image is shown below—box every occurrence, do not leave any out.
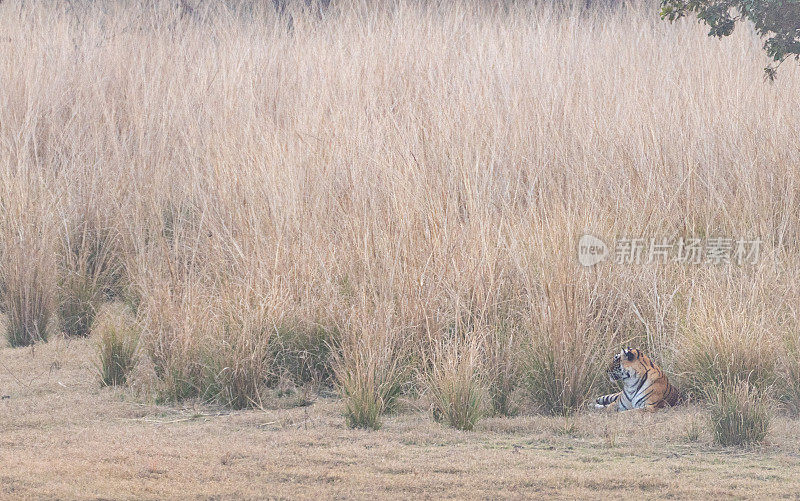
[594,348,680,412]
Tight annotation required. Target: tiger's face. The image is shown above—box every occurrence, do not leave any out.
[607,348,643,382]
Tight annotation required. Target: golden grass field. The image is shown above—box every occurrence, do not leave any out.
[3,336,800,499]
[2,0,800,497]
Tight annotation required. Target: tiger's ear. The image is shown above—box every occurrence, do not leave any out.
[625,350,636,362]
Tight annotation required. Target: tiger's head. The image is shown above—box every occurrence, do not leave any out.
[607,348,648,382]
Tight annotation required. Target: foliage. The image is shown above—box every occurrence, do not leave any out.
[661,0,800,79]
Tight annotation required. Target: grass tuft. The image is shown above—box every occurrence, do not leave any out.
[709,382,771,447]
[95,305,140,387]
[58,216,124,338]
[426,335,484,431]
[1,272,54,348]
[270,325,338,388]
[204,317,274,410]
[335,315,408,430]
[0,188,57,348]
[676,291,778,399]
[483,326,522,417]
[524,268,621,416]
[137,283,206,403]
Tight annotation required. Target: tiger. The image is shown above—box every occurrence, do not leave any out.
[594,348,681,412]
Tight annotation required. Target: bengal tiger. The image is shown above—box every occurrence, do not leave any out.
[594,348,681,412]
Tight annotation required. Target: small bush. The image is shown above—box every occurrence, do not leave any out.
[426,337,484,431]
[710,382,771,447]
[95,306,140,387]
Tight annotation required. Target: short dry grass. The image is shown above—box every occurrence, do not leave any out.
[3,338,800,499]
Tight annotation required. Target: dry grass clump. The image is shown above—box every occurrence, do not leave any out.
[0,184,58,347]
[0,247,55,347]
[94,304,140,387]
[779,335,800,415]
[269,324,338,389]
[203,299,276,409]
[135,268,275,407]
[523,240,624,415]
[483,325,523,417]
[426,334,485,430]
[334,311,409,430]
[134,272,210,402]
[58,213,124,338]
[710,381,771,447]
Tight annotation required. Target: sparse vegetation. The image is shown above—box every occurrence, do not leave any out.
[685,417,703,443]
[6,337,800,499]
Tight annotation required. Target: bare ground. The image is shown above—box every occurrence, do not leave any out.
[2,337,800,500]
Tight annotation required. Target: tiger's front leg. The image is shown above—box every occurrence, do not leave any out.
[594,392,621,410]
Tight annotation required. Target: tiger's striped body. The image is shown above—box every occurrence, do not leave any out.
[594,348,680,412]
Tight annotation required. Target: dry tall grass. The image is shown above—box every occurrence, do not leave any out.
[1,0,800,419]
